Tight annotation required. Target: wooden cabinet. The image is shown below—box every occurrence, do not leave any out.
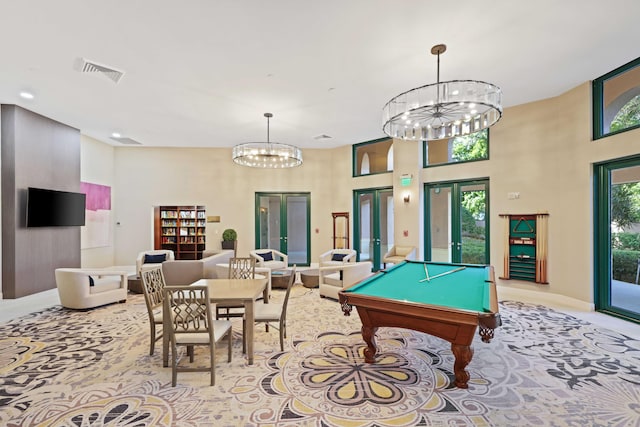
[499,213,549,284]
[154,205,206,260]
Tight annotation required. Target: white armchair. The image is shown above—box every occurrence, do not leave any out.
[250,249,288,270]
[55,268,128,309]
[319,249,357,267]
[136,250,175,275]
[318,261,373,300]
[383,245,416,267]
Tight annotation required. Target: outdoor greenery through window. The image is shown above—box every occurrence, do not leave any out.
[611,181,640,283]
[423,129,488,167]
[593,55,640,139]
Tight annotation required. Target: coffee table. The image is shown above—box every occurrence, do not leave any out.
[300,269,319,288]
[271,268,293,289]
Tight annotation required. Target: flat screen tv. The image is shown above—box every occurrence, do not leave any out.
[26,187,86,227]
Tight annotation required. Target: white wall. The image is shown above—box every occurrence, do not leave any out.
[80,135,116,267]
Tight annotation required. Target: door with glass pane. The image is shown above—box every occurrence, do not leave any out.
[594,159,640,322]
[425,180,489,264]
[354,188,394,271]
[255,192,310,266]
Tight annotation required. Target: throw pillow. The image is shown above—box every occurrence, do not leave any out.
[260,251,274,262]
[89,276,95,286]
[144,254,167,264]
[331,253,347,262]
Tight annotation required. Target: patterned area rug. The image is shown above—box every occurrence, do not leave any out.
[1,285,640,426]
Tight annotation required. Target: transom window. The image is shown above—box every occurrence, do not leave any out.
[353,137,393,177]
[593,56,640,139]
[423,129,489,167]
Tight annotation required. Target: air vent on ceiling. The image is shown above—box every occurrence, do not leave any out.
[313,134,332,140]
[78,58,125,84]
[110,136,142,145]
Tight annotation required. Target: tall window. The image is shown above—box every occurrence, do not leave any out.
[423,129,489,167]
[593,55,640,139]
[353,137,393,177]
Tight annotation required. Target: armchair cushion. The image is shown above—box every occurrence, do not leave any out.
[331,253,347,262]
[260,251,274,262]
[144,253,167,264]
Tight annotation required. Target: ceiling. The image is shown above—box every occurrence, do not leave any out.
[1,0,639,150]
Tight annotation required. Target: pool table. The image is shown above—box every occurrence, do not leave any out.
[338,260,501,389]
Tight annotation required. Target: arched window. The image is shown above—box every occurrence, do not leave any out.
[593,56,640,139]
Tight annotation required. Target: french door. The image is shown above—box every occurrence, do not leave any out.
[354,187,394,271]
[594,158,640,322]
[425,179,490,264]
[255,192,310,266]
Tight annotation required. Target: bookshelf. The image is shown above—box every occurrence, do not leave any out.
[154,205,206,259]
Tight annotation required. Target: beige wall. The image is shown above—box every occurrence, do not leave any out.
[79,80,640,308]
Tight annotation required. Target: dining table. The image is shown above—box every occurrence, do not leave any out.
[162,277,269,367]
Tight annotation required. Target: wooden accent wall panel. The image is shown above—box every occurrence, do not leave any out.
[1,105,81,298]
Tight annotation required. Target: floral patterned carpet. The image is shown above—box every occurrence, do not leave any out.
[1,285,640,426]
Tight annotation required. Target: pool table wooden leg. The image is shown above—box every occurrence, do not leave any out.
[361,325,379,363]
[451,344,473,389]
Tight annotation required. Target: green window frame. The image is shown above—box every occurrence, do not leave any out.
[422,129,489,168]
[352,137,394,177]
[593,55,640,140]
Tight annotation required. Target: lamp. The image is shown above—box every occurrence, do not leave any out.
[382,44,502,141]
[232,113,303,168]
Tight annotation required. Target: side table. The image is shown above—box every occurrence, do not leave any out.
[300,269,319,288]
[128,274,143,294]
[271,269,293,289]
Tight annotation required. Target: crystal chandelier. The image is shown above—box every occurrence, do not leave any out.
[382,44,502,141]
[232,113,303,168]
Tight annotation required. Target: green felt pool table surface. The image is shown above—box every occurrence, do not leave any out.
[345,260,493,313]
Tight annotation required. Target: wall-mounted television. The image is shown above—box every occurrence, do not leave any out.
[26,187,86,227]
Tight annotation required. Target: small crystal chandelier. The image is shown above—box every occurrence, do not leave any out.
[232,113,303,168]
[382,44,502,141]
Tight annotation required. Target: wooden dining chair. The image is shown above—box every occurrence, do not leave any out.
[163,285,232,386]
[245,265,297,351]
[216,257,256,320]
[140,265,167,356]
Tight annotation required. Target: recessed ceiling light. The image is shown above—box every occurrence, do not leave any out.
[111,132,121,138]
[19,91,34,100]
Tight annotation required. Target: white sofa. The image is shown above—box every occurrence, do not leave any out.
[250,249,288,270]
[55,268,128,309]
[319,249,357,267]
[318,261,373,300]
[161,250,235,286]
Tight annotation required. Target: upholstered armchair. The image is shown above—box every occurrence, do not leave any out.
[382,245,416,267]
[55,268,128,309]
[250,249,288,270]
[319,249,357,267]
[318,261,373,300]
[136,250,175,275]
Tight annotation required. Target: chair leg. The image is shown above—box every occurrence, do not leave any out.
[149,323,156,355]
[227,329,232,362]
[242,319,247,354]
[279,319,285,351]
[209,343,216,386]
[188,345,194,363]
[171,343,178,387]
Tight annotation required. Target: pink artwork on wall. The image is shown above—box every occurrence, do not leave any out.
[80,182,112,249]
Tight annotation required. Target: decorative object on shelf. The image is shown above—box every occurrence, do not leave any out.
[222,228,238,255]
[499,213,549,284]
[382,44,502,141]
[232,112,303,168]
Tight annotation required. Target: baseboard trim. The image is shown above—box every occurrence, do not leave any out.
[497,285,595,312]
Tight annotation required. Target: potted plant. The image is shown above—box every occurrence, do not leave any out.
[221,228,237,253]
